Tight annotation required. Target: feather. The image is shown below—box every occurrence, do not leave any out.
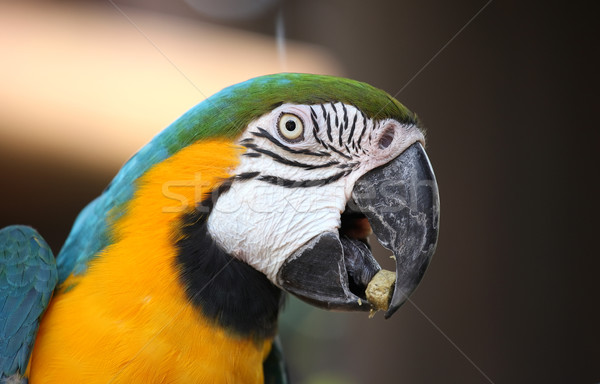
[0,225,57,380]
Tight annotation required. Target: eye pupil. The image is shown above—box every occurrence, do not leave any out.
[285,120,296,132]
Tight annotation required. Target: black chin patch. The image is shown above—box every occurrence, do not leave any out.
[175,200,283,340]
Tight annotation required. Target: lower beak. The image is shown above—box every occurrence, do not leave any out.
[277,143,440,318]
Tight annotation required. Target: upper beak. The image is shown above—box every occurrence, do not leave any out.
[276,143,440,318]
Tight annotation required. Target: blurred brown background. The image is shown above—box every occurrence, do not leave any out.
[0,1,597,383]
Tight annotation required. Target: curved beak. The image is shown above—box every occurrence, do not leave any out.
[277,143,440,317]
[352,143,440,317]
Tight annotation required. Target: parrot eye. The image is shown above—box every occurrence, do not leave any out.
[277,113,304,142]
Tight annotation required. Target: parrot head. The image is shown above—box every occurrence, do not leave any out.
[176,73,440,319]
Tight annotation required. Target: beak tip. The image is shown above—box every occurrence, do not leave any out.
[384,308,396,319]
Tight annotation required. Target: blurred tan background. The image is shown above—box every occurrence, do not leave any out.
[0,1,597,383]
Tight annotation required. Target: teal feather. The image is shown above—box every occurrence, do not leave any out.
[56,73,416,284]
[0,225,57,380]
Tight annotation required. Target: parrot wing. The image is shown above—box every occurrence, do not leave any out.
[0,225,57,381]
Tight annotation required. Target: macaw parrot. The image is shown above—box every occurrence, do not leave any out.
[0,73,439,383]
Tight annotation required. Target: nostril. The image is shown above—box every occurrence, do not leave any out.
[378,127,395,149]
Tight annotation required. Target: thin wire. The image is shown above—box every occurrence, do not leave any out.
[105,0,209,99]
[106,0,254,133]
[407,296,496,384]
[391,0,494,98]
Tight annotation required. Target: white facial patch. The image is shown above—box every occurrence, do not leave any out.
[208,180,346,281]
[207,103,424,283]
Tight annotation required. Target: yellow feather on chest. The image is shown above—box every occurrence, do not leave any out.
[30,140,272,383]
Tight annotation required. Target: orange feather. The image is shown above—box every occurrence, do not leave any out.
[30,140,272,383]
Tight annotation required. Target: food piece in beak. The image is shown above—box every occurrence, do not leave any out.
[365,269,396,312]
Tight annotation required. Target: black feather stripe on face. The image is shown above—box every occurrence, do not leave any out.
[242,143,340,170]
[250,128,330,157]
[256,169,351,188]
